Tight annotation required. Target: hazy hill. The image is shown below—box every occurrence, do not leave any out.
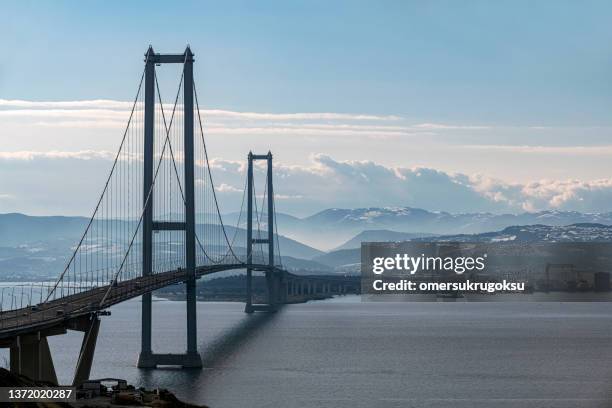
[0,213,88,246]
[5,210,612,280]
[0,213,325,281]
[312,249,359,269]
[0,213,322,259]
[334,230,435,250]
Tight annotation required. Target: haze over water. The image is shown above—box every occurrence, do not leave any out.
[4,296,612,408]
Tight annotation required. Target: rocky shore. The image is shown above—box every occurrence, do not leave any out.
[0,368,206,407]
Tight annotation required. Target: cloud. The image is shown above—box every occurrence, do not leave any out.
[0,99,401,122]
[202,109,402,122]
[413,123,490,130]
[215,183,242,193]
[0,99,134,109]
[518,179,612,212]
[0,99,492,140]
[4,149,612,215]
[32,120,127,129]
[462,144,612,155]
[0,150,117,161]
[2,99,612,216]
[266,155,612,214]
[0,108,130,119]
[204,126,415,138]
[4,150,612,215]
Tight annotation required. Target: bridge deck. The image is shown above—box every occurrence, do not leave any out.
[0,263,267,340]
[0,263,356,341]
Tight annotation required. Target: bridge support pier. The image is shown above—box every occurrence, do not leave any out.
[265,272,274,308]
[2,313,111,386]
[9,333,58,385]
[266,272,278,310]
[281,277,288,303]
[136,352,203,368]
[73,316,100,386]
[245,268,253,313]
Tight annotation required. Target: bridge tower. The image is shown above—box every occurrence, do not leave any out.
[137,46,202,368]
[245,152,280,313]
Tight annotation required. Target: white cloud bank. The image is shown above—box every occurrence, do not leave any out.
[2,99,612,215]
[0,99,478,139]
[0,150,117,161]
[2,150,612,215]
[266,155,612,214]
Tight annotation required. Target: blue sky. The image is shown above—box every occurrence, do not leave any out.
[2,1,612,216]
[3,0,612,123]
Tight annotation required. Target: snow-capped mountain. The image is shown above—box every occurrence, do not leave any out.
[426,223,612,243]
[316,223,612,273]
[265,207,612,250]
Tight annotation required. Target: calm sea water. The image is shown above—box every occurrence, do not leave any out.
[3,296,612,408]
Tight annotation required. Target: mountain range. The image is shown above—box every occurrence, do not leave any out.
[4,209,612,280]
[226,207,612,250]
[0,213,323,280]
[318,223,612,273]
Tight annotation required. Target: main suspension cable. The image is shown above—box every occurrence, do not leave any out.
[193,80,242,263]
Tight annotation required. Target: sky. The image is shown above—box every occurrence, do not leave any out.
[1,1,612,216]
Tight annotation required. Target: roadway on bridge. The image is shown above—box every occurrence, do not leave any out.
[0,263,272,340]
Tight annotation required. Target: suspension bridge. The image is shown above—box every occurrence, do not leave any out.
[0,46,358,386]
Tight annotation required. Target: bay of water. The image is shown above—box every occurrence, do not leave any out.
[3,296,612,407]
